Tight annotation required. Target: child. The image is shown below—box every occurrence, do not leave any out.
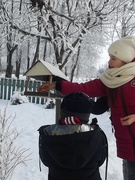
[37,35,135,180]
[38,92,108,180]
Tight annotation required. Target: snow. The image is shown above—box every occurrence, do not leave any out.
[0,98,123,180]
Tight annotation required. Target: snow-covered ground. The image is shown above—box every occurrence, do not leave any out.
[0,99,123,180]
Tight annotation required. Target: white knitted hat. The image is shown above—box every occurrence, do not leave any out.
[108,35,135,63]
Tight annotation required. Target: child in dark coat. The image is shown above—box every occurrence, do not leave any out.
[38,92,108,180]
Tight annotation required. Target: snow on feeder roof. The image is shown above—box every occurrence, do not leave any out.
[23,59,68,81]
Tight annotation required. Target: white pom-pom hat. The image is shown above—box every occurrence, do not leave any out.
[108,35,135,63]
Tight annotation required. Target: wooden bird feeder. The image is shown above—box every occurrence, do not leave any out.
[23,60,69,123]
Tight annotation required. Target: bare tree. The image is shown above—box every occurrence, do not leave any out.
[0,106,30,180]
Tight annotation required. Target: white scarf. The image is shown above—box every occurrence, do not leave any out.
[100,62,135,88]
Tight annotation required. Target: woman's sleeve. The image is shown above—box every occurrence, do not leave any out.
[59,79,107,97]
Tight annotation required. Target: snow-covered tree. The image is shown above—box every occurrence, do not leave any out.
[1,0,135,79]
[26,0,121,80]
[106,0,135,40]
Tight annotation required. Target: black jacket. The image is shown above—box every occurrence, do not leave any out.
[38,123,107,180]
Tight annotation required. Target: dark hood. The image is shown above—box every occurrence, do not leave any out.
[38,124,103,170]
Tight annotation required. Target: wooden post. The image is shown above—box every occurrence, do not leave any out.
[4,79,7,100]
[55,98,61,124]
[48,75,61,124]
[48,75,53,97]
[8,79,12,100]
[24,75,64,124]
[25,77,30,92]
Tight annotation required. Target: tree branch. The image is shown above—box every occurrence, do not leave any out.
[11,24,51,41]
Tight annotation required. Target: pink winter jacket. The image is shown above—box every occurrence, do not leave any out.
[60,78,135,161]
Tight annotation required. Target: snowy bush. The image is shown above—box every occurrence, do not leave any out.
[0,106,30,180]
[10,90,29,105]
[45,99,55,109]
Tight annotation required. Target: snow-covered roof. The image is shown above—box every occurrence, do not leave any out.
[23,60,68,81]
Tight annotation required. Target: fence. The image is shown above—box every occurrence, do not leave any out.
[0,77,46,104]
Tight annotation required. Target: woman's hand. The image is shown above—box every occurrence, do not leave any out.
[120,114,135,126]
[37,82,56,92]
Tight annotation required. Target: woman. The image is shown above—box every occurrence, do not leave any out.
[37,35,135,180]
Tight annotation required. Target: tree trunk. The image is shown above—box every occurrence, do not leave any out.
[43,41,47,61]
[5,44,18,78]
[70,46,81,82]
[26,39,30,70]
[6,49,13,78]
[15,61,21,79]
[32,18,41,65]
[0,30,2,74]
[32,37,40,65]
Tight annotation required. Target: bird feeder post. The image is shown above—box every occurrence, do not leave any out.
[48,75,61,124]
[23,60,68,125]
[55,98,61,124]
[48,75,53,97]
